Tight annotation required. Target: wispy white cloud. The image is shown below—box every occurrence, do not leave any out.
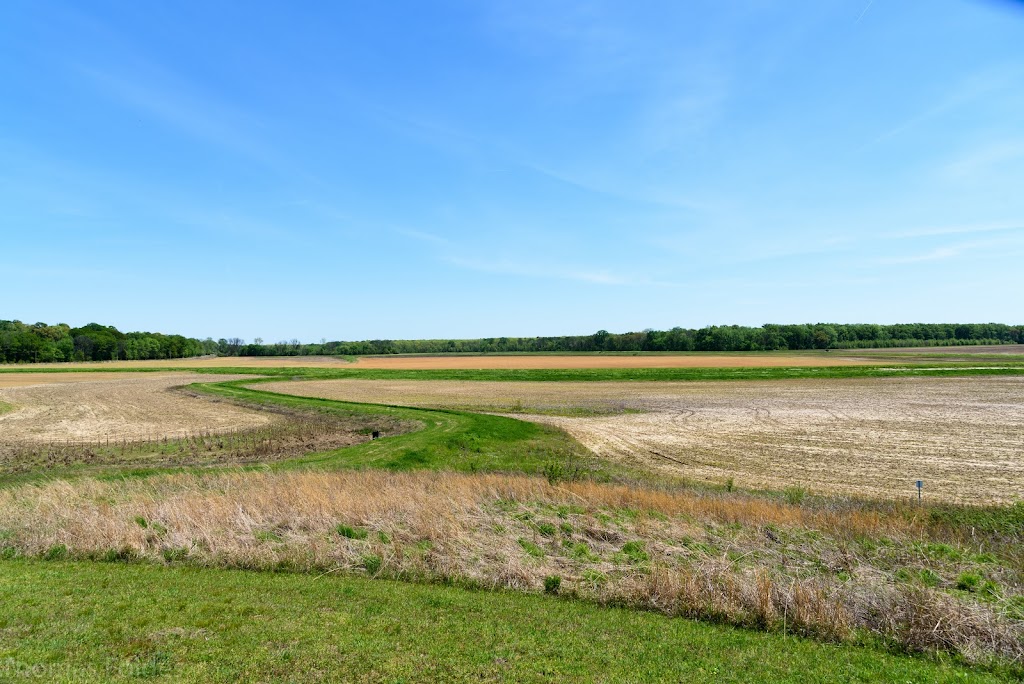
[79,67,271,160]
[867,68,1021,146]
[878,246,963,264]
[443,254,680,287]
[942,140,1024,180]
[875,234,1024,265]
[887,220,1024,239]
[445,255,629,284]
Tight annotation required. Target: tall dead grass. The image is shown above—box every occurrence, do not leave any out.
[0,469,1019,665]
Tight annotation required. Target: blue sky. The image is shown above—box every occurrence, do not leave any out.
[1,1,1022,342]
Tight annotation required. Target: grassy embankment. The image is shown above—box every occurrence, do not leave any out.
[0,559,1014,683]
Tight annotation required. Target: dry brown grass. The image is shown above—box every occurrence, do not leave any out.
[1,469,1019,664]
[263,376,1024,504]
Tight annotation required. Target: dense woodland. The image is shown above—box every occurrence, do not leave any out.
[234,323,1023,356]
[0,320,213,363]
[2,320,1022,364]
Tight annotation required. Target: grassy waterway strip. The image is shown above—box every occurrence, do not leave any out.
[2,360,1024,383]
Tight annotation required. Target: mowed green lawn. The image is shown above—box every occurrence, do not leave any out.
[0,560,1005,683]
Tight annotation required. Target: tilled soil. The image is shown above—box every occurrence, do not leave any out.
[260,376,1024,503]
[0,373,275,443]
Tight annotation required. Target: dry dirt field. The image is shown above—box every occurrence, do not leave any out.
[0,373,275,443]
[0,372,158,388]
[260,376,1024,503]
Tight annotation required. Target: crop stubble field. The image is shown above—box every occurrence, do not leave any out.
[0,373,275,443]
[262,376,1024,503]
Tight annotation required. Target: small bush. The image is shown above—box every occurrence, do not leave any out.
[101,547,136,563]
[1006,596,1024,620]
[336,524,368,540]
[581,569,607,587]
[162,547,188,563]
[134,516,148,529]
[621,541,649,564]
[725,477,735,492]
[783,486,808,505]
[559,522,573,535]
[254,530,283,543]
[569,542,597,562]
[544,575,562,594]
[518,539,545,558]
[43,544,68,561]
[536,522,557,537]
[363,554,383,575]
[918,569,941,587]
[956,572,981,592]
[922,542,962,562]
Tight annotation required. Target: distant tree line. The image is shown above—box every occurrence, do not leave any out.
[231,323,1024,357]
[0,320,215,363]
[4,320,1021,364]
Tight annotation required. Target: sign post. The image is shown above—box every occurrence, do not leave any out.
[915,480,923,503]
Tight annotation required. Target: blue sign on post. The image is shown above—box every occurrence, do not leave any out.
[916,480,923,502]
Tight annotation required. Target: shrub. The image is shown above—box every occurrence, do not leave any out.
[581,569,607,587]
[783,486,808,505]
[162,547,188,563]
[536,522,557,537]
[362,554,382,575]
[101,547,136,563]
[336,524,368,540]
[544,575,562,594]
[621,541,649,564]
[43,544,68,561]
[518,539,545,558]
[569,542,597,562]
[956,572,981,592]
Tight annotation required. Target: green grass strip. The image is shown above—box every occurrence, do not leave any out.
[192,380,631,480]
[2,361,1024,382]
[0,559,1010,683]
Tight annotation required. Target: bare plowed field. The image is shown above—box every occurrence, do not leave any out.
[260,377,1024,503]
[0,373,275,443]
[0,372,160,388]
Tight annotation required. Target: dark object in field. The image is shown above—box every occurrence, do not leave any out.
[372,430,381,440]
